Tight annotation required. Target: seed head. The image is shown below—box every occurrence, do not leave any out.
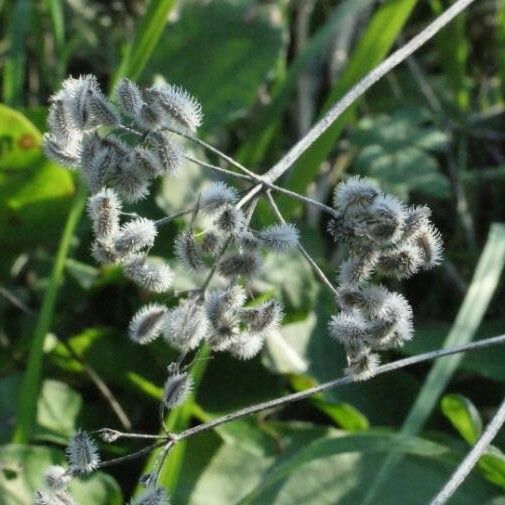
[162,298,208,351]
[91,238,120,264]
[87,189,122,239]
[214,205,245,235]
[116,78,144,118]
[201,231,221,255]
[163,370,193,410]
[402,205,431,241]
[338,254,377,285]
[345,348,380,381]
[364,194,406,244]
[415,224,443,269]
[377,245,423,280]
[65,430,100,474]
[333,176,379,212]
[147,83,203,132]
[122,255,174,293]
[44,466,72,491]
[149,132,182,175]
[328,312,368,346]
[228,332,264,360]
[87,92,119,128]
[129,304,168,344]
[258,223,299,251]
[111,155,150,203]
[218,251,261,278]
[174,230,202,270]
[201,181,238,213]
[43,133,81,168]
[115,218,157,255]
[131,487,170,505]
[35,489,77,505]
[240,300,283,335]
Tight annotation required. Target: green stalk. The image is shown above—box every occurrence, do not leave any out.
[12,184,87,443]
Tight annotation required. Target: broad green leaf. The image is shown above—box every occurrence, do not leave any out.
[286,0,417,194]
[0,444,122,504]
[0,105,74,253]
[0,104,42,169]
[145,1,285,131]
[34,380,82,445]
[441,394,482,444]
[0,376,81,445]
[480,447,505,490]
[361,223,505,504]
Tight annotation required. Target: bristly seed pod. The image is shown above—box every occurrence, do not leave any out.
[122,255,174,293]
[333,176,379,212]
[174,230,202,270]
[91,238,120,264]
[133,146,163,177]
[35,489,77,505]
[147,83,203,132]
[116,78,144,118]
[377,245,422,280]
[162,298,208,351]
[114,217,157,255]
[151,133,182,175]
[345,348,380,381]
[43,133,81,168]
[131,487,170,505]
[129,304,167,344]
[228,332,264,360]
[214,205,245,235]
[200,181,238,213]
[338,254,377,285]
[201,231,221,255]
[415,224,443,269]
[240,300,283,335]
[44,465,72,491]
[401,205,431,241]
[258,223,299,251]
[364,194,406,244]
[87,188,122,240]
[328,312,368,346]
[218,251,261,278]
[205,286,245,342]
[87,92,119,128]
[163,370,193,410]
[65,430,100,474]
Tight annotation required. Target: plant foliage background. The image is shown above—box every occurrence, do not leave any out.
[0,0,505,503]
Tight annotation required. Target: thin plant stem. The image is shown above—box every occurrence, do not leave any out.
[262,0,478,184]
[12,184,87,444]
[265,191,338,297]
[176,333,505,442]
[98,441,167,469]
[184,155,254,182]
[429,395,505,505]
[97,428,168,441]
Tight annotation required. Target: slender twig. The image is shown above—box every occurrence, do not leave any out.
[265,191,338,297]
[97,441,166,468]
[164,127,258,179]
[429,395,505,505]
[262,0,477,184]
[155,207,197,227]
[97,428,167,441]
[176,334,505,442]
[0,285,34,315]
[184,155,254,182]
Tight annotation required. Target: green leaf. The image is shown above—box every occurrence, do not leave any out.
[361,223,505,504]
[112,0,178,86]
[0,444,122,504]
[479,447,505,490]
[0,104,42,169]
[34,380,82,445]
[441,394,483,445]
[144,1,285,131]
[286,0,417,194]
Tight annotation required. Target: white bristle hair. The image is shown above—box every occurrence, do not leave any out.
[122,255,174,293]
[201,181,238,213]
[129,304,167,344]
[258,223,299,251]
[163,371,193,410]
[65,430,100,474]
[87,188,122,239]
[114,217,157,255]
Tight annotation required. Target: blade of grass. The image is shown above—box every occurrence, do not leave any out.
[497,0,505,98]
[12,183,87,444]
[111,0,177,89]
[283,0,417,194]
[2,0,33,106]
[237,0,374,167]
[361,223,505,505]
